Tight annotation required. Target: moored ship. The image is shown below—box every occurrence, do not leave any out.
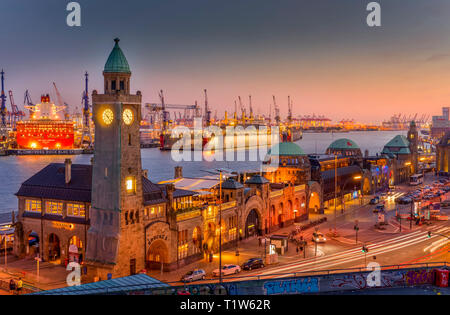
[16,94,75,150]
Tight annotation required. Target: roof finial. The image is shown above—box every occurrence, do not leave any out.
[114,38,120,45]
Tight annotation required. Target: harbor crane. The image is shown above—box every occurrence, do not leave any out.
[53,82,69,120]
[273,95,280,125]
[23,90,34,118]
[1,70,7,132]
[249,95,254,121]
[204,89,211,127]
[81,72,92,147]
[287,95,293,125]
[8,90,25,128]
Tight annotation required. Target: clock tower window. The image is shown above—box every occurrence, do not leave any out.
[125,177,136,193]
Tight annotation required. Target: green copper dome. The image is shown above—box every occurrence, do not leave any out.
[327,138,359,150]
[104,38,131,74]
[267,142,306,156]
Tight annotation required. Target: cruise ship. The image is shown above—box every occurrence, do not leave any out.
[16,95,75,150]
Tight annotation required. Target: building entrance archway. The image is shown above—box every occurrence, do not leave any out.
[147,239,169,270]
[48,233,60,262]
[245,209,260,238]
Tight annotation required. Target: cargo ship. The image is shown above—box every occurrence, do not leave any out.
[159,124,301,151]
[16,94,75,150]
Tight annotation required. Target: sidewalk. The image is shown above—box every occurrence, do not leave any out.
[0,255,68,294]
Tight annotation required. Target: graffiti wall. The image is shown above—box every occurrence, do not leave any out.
[111,266,441,295]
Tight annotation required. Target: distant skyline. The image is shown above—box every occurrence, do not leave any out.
[1,0,450,123]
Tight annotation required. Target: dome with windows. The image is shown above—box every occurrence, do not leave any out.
[326,138,362,157]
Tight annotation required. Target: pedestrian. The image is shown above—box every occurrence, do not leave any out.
[296,246,299,254]
[258,237,261,247]
[9,278,15,295]
[16,277,23,295]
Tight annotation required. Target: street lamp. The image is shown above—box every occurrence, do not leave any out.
[218,171,223,285]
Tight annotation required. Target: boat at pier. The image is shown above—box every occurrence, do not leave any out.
[15,94,75,150]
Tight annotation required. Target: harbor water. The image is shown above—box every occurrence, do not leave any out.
[0,130,405,214]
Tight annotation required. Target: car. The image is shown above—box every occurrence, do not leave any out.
[181,269,206,282]
[312,231,327,243]
[370,197,380,204]
[242,258,265,271]
[212,264,241,277]
[373,204,385,213]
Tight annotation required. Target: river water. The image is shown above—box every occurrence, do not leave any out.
[0,130,405,214]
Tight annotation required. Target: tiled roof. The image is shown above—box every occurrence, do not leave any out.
[16,163,92,202]
[222,178,244,189]
[142,177,166,205]
[245,174,270,185]
[16,163,166,205]
[104,38,131,74]
[158,184,197,198]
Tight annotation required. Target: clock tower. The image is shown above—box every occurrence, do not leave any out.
[85,38,145,280]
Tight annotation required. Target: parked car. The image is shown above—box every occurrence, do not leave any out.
[212,264,241,277]
[312,231,327,243]
[370,197,380,204]
[242,258,265,271]
[181,269,206,282]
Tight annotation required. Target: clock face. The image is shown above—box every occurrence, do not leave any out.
[102,109,114,125]
[123,108,134,125]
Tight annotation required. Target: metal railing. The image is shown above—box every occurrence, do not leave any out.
[29,261,448,295]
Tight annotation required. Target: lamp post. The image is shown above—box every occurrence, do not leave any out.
[4,236,7,271]
[334,154,337,236]
[219,171,223,284]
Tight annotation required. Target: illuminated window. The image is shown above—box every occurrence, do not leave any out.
[67,203,86,217]
[125,177,135,193]
[25,200,41,213]
[178,244,188,259]
[45,201,63,215]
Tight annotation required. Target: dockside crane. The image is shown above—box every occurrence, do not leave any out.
[23,90,34,118]
[287,95,293,126]
[8,90,25,128]
[238,96,246,124]
[273,95,280,125]
[249,95,254,121]
[204,89,211,127]
[159,90,170,131]
[1,70,7,133]
[81,72,92,148]
[53,82,69,120]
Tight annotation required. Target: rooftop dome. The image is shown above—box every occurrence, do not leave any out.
[267,142,306,157]
[245,175,270,185]
[104,38,131,74]
[327,138,359,150]
[382,135,411,155]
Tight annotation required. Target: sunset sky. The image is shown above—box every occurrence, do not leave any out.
[1,0,450,123]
